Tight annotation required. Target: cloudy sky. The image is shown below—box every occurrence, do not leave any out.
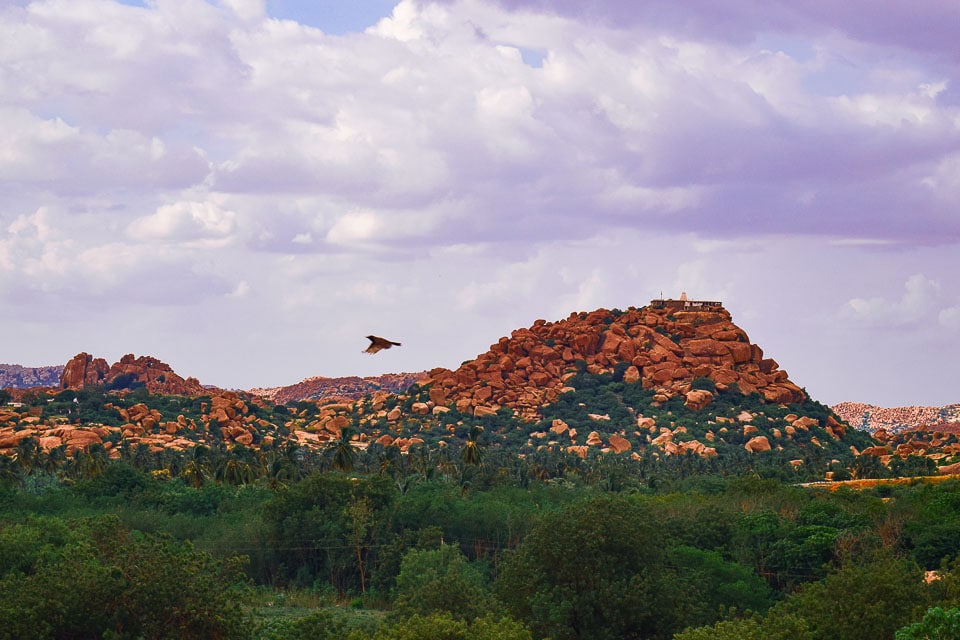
[2,0,959,407]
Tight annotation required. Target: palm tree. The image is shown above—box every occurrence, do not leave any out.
[378,444,414,494]
[89,444,109,476]
[156,449,186,479]
[182,460,208,489]
[14,437,39,476]
[461,425,485,467]
[217,456,255,486]
[131,442,155,471]
[331,428,357,473]
[76,444,108,480]
[39,445,67,478]
[408,442,436,481]
[435,444,459,483]
[181,445,212,489]
[267,441,305,486]
[264,458,298,488]
[0,455,23,487]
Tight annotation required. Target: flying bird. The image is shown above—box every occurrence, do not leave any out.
[364,335,401,354]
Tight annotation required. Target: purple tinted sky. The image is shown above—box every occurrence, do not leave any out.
[1,0,959,406]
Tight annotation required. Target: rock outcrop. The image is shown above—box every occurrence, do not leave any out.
[418,303,805,422]
[60,353,208,396]
[60,353,111,390]
[0,390,279,457]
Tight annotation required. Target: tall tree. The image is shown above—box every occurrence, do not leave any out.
[777,553,932,640]
[497,495,691,640]
[346,494,373,595]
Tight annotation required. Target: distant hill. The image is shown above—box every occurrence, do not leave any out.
[832,402,960,434]
[250,372,429,405]
[0,363,62,389]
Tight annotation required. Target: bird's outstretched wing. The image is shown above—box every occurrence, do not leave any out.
[364,335,402,354]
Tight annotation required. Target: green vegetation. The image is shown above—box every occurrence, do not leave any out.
[0,515,249,639]
[896,606,960,640]
[2,370,958,638]
[2,454,960,638]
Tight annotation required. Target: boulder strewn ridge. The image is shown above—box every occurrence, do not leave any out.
[419,300,805,422]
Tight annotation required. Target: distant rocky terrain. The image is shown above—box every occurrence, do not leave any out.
[250,372,428,405]
[5,354,957,440]
[0,363,62,389]
[832,402,960,434]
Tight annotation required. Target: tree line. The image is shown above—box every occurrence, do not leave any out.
[3,455,960,638]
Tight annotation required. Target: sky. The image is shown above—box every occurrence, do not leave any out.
[1,0,959,407]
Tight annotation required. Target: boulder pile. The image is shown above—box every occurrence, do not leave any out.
[418,304,805,422]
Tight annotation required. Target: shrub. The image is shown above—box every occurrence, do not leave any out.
[691,376,717,393]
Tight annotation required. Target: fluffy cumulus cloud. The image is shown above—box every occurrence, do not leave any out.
[127,200,238,247]
[841,274,943,329]
[1,0,958,406]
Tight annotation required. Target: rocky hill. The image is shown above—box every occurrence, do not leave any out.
[0,363,63,389]
[832,402,960,434]
[60,352,211,396]
[250,372,428,405]
[5,299,958,479]
[275,300,876,468]
[414,302,805,422]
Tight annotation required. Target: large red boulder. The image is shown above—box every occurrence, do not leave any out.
[60,353,110,389]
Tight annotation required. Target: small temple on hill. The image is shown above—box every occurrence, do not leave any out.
[650,291,723,311]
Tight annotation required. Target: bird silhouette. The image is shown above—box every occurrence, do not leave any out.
[364,335,401,354]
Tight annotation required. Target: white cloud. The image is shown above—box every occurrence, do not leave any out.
[326,210,384,246]
[219,0,265,22]
[829,81,950,128]
[1,0,959,406]
[0,107,208,192]
[127,200,237,246]
[8,207,57,241]
[841,274,943,328]
[228,280,250,298]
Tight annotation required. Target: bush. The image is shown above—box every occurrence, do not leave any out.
[0,515,251,639]
[497,495,691,639]
[691,376,717,393]
[896,607,960,640]
[392,545,495,622]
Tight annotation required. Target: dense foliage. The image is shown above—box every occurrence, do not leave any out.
[3,452,960,639]
[0,515,249,639]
